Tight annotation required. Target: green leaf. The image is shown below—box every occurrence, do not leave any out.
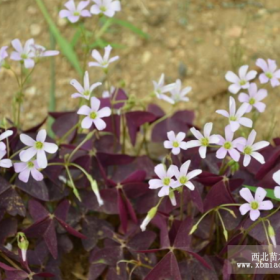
[89,38,125,49]
[70,30,82,48]
[35,0,83,76]
[244,185,280,201]
[47,30,56,138]
[111,18,149,39]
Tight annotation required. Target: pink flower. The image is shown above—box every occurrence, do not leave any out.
[0,130,13,151]
[149,164,180,197]
[31,44,59,58]
[225,65,257,94]
[19,130,58,169]
[152,74,175,104]
[77,97,111,130]
[102,86,115,98]
[237,129,269,167]
[89,45,119,69]
[216,126,246,162]
[273,170,280,199]
[0,46,8,67]
[91,0,121,18]
[239,187,273,221]
[170,79,192,103]
[238,83,267,113]
[14,160,43,183]
[0,151,12,169]
[185,123,220,158]
[59,0,91,23]
[173,160,202,190]
[70,71,102,100]
[10,39,35,68]
[163,131,188,155]
[256,58,280,87]
[216,96,252,132]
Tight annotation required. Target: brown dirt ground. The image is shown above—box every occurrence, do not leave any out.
[1,0,280,140]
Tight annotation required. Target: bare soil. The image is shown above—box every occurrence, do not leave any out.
[1,0,280,140]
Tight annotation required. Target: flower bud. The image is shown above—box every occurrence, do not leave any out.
[169,191,176,206]
[89,178,104,206]
[268,225,277,248]
[223,229,228,241]
[140,206,157,231]
[189,224,198,235]
[17,232,29,262]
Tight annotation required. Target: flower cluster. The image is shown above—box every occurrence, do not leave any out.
[152,74,192,104]
[59,0,121,23]
[0,38,59,69]
[148,161,202,200]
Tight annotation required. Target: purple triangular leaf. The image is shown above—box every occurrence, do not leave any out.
[0,218,17,244]
[121,170,146,184]
[185,251,212,270]
[151,110,194,142]
[56,217,86,239]
[54,200,70,221]
[203,180,236,212]
[0,177,10,195]
[151,214,170,248]
[118,190,128,232]
[50,111,78,143]
[147,104,165,118]
[128,231,156,251]
[125,111,156,146]
[0,188,26,217]
[173,217,192,250]
[28,200,49,221]
[43,219,58,259]
[16,177,49,201]
[144,252,182,280]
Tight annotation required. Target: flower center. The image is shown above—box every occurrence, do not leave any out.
[201,137,209,147]
[27,161,34,168]
[73,11,80,16]
[100,6,107,12]
[251,201,259,210]
[244,146,252,155]
[84,90,90,96]
[249,98,255,105]
[163,177,170,186]
[90,111,97,119]
[179,176,188,185]
[239,80,247,86]
[173,141,179,148]
[35,141,43,150]
[224,141,232,150]
[229,116,237,121]
[21,54,28,59]
[266,72,273,79]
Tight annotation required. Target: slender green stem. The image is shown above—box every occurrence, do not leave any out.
[216,210,227,240]
[148,113,171,130]
[262,220,271,246]
[121,112,126,154]
[68,130,95,162]
[47,162,65,167]
[220,203,242,207]
[65,165,81,201]
[9,173,17,183]
[10,147,26,159]
[58,122,80,144]
[0,253,21,270]
[180,187,184,220]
